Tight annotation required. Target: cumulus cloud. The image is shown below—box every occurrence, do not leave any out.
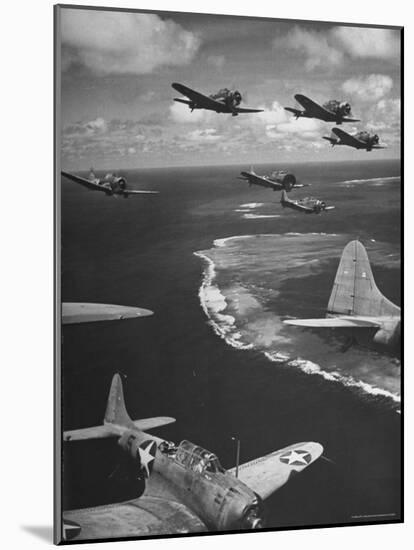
[275,27,343,70]
[61,116,166,162]
[187,128,222,142]
[255,101,323,140]
[61,10,201,75]
[342,74,393,101]
[366,98,400,133]
[274,25,400,70]
[332,27,400,60]
[169,101,215,124]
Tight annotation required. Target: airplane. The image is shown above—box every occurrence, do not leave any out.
[237,167,310,192]
[62,303,153,325]
[171,83,264,117]
[61,169,159,197]
[280,190,335,214]
[323,128,386,151]
[285,94,360,124]
[61,373,323,541]
[284,240,400,349]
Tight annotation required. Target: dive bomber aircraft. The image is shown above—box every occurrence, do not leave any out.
[172,83,264,116]
[280,190,335,214]
[285,94,360,124]
[62,374,323,541]
[62,303,153,325]
[284,240,400,349]
[238,167,309,192]
[323,128,386,151]
[61,169,159,197]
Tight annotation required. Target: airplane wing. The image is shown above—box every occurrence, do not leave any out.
[62,302,153,325]
[291,202,312,213]
[331,128,363,148]
[64,417,176,441]
[294,94,332,120]
[284,317,382,328]
[235,107,264,114]
[171,82,227,112]
[284,107,302,116]
[61,171,104,192]
[230,442,323,500]
[62,496,207,541]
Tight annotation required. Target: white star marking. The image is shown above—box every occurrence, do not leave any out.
[283,450,310,466]
[138,443,155,478]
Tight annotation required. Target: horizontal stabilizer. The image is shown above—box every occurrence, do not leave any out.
[133,417,176,431]
[64,425,117,441]
[64,417,176,441]
[284,317,381,328]
[231,442,323,500]
[62,302,153,325]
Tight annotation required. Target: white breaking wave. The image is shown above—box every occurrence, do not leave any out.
[243,213,281,219]
[239,202,265,209]
[338,176,399,185]
[195,235,400,410]
[265,353,400,404]
[194,251,253,350]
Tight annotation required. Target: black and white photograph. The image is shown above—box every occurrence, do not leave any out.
[55,4,402,544]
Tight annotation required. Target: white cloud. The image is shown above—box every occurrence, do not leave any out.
[333,27,400,61]
[254,101,323,139]
[187,128,222,142]
[169,101,215,124]
[366,98,400,133]
[274,25,400,70]
[342,74,393,101]
[274,27,343,70]
[61,10,201,75]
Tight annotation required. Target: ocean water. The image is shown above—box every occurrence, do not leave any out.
[62,159,401,529]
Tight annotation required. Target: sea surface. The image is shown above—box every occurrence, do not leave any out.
[62,159,401,530]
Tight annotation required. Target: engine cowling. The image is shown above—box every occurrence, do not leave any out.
[339,102,351,116]
[271,171,297,191]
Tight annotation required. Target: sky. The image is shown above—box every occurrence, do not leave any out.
[59,7,402,170]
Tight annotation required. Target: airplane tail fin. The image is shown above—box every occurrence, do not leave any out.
[327,240,399,318]
[88,167,96,181]
[104,374,135,428]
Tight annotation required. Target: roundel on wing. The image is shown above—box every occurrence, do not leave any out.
[138,439,157,478]
[280,449,312,466]
[63,519,81,541]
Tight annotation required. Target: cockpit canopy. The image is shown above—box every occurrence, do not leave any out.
[175,440,225,474]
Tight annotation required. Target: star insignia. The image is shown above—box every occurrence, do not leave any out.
[280,449,312,466]
[138,440,157,478]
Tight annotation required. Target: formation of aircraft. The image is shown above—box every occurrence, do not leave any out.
[323,128,386,151]
[62,303,153,325]
[280,190,335,214]
[63,374,323,541]
[61,169,159,197]
[238,167,309,192]
[284,240,400,349]
[284,94,360,124]
[172,83,264,116]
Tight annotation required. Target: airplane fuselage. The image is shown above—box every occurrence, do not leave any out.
[117,428,264,531]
